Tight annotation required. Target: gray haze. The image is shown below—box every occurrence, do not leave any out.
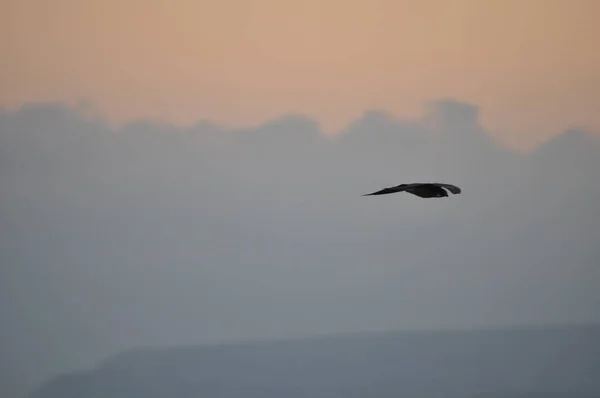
[1,99,599,398]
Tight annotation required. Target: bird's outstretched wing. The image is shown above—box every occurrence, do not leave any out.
[362,184,408,196]
[433,183,461,194]
[362,182,461,197]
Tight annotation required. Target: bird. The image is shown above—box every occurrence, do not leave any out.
[363,182,461,198]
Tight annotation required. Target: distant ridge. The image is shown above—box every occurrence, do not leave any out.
[30,323,600,398]
[103,321,600,355]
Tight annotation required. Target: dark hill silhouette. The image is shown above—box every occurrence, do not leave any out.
[30,324,600,398]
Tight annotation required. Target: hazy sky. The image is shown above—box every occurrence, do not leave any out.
[1,0,599,149]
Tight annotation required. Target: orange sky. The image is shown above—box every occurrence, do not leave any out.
[1,0,599,149]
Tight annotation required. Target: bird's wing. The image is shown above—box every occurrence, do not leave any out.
[434,183,461,194]
[362,185,408,196]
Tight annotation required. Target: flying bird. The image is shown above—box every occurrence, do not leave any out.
[363,183,461,198]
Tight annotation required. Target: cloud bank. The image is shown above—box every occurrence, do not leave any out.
[1,99,599,398]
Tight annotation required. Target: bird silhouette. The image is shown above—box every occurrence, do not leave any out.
[363,183,461,198]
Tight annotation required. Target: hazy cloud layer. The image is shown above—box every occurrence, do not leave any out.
[1,99,599,398]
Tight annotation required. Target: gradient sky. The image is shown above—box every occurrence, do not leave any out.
[1,0,599,149]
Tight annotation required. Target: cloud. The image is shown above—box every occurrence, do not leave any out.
[1,99,599,398]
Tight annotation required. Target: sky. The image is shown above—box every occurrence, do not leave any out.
[2,1,600,397]
[1,0,599,150]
